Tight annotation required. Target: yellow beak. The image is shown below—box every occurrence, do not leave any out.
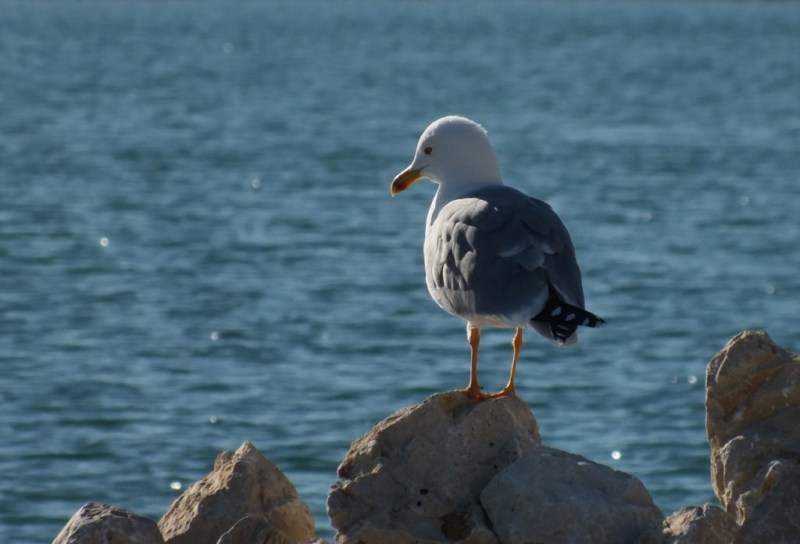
[390,167,423,196]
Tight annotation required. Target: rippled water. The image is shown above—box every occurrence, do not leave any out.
[2,0,799,541]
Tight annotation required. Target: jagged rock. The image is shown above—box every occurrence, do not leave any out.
[159,441,315,544]
[656,504,738,544]
[480,446,663,544]
[53,502,164,544]
[732,460,800,544]
[328,390,540,543]
[706,331,800,529]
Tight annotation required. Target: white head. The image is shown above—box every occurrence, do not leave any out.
[391,116,502,196]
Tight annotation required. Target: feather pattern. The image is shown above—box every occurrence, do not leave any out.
[424,184,598,343]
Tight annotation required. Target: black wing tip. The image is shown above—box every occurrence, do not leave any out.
[550,322,577,344]
[548,313,604,345]
[580,314,606,328]
[531,283,606,345]
[532,293,606,345]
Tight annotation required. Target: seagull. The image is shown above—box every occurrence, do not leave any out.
[390,116,605,400]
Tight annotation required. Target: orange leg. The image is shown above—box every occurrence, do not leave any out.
[458,327,485,399]
[489,327,523,398]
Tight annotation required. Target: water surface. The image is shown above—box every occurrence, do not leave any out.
[1,1,799,541]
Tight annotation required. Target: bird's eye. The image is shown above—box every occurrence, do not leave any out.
[423,146,432,155]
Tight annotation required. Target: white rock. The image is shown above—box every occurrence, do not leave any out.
[328,391,540,543]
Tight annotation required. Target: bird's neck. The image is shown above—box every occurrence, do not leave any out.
[427,179,503,228]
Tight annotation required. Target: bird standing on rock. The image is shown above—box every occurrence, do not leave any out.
[391,116,605,400]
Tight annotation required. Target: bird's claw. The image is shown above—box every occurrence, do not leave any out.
[457,384,488,401]
[485,386,517,399]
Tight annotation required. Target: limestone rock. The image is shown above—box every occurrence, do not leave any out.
[658,504,738,544]
[328,390,540,543]
[706,331,800,526]
[215,515,292,544]
[480,446,663,544]
[53,502,164,544]
[159,441,315,544]
[732,460,800,544]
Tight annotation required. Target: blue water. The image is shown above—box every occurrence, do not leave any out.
[2,0,799,541]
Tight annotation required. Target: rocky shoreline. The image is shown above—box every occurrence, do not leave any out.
[53,331,800,544]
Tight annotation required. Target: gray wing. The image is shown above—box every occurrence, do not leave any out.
[424,185,585,323]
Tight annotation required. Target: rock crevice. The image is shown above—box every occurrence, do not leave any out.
[53,330,800,544]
